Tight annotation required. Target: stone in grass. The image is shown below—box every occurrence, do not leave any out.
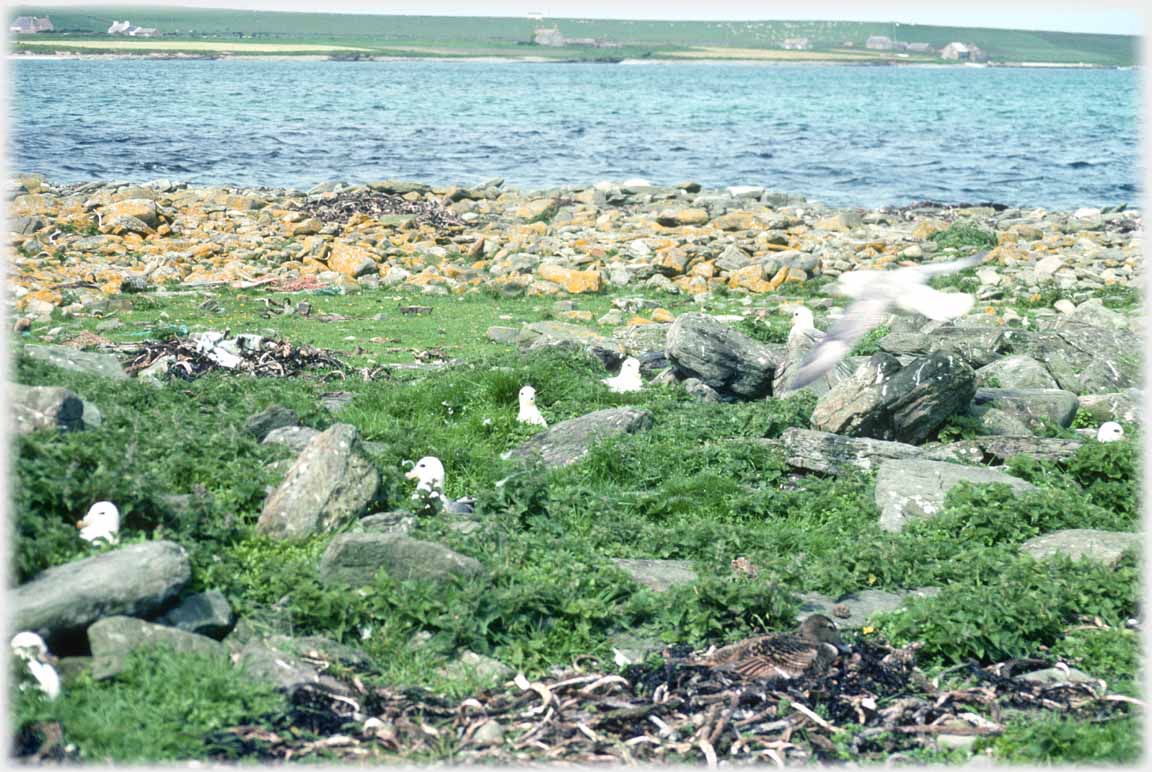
[87,615,228,680]
[874,458,1037,533]
[257,424,380,539]
[319,533,485,587]
[610,558,697,593]
[243,404,300,441]
[665,313,776,400]
[10,384,86,434]
[157,590,236,640]
[262,425,321,453]
[236,640,351,697]
[1018,529,1139,567]
[12,541,191,646]
[503,407,653,469]
[975,355,1059,391]
[797,588,940,629]
[439,651,514,684]
[21,344,128,380]
[968,388,1079,431]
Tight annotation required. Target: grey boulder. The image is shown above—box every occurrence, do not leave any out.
[665,313,777,399]
[257,423,380,539]
[503,407,653,468]
[874,458,1037,532]
[778,427,924,476]
[975,355,1059,390]
[243,404,300,441]
[21,344,128,380]
[262,425,321,453]
[12,541,192,645]
[157,590,236,639]
[10,383,87,434]
[87,615,227,679]
[319,533,485,587]
[968,388,1079,433]
[1019,529,1139,566]
[610,558,697,593]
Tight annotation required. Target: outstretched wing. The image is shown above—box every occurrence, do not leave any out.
[906,250,988,278]
[784,295,890,392]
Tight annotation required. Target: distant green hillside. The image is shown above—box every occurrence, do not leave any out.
[10,6,1140,64]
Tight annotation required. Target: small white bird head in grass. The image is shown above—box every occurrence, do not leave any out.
[603,357,643,393]
[11,631,60,700]
[1096,422,1125,443]
[517,385,548,427]
[405,456,446,494]
[76,501,120,545]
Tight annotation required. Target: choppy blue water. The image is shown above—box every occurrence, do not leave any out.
[9,58,1141,208]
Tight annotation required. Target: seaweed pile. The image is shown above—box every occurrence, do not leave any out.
[206,640,1136,765]
[293,190,465,230]
[122,333,363,382]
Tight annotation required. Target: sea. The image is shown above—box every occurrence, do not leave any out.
[8,58,1142,209]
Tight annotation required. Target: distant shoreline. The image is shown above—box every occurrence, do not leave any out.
[5,51,1129,69]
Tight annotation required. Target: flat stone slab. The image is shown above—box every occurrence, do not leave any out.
[319,533,485,587]
[22,344,129,380]
[610,558,697,593]
[1019,529,1139,566]
[875,458,1037,532]
[88,615,227,679]
[798,587,940,629]
[12,541,192,646]
[779,428,925,476]
[923,436,1085,465]
[503,407,653,468]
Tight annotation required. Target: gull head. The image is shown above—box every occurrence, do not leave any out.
[11,632,48,662]
[518,385,537,408]
[76,501,120,545]
[1096,422,1125,443]
[790,306,815,330]
[405,456,446,492]
[621,357,641,377]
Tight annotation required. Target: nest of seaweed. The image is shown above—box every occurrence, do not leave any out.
[202,639,1136,765]
[292,189,465,230]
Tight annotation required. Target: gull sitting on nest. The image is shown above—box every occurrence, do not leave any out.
[603,357,643,393]
[405,456,475,514]
[11,632,61,700]
[1096,422,1125,442]
[517,385,548,428]
[77,501,120,546]
[774,305,854,395]
[784,251,987,392]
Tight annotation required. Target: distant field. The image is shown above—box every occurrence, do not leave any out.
[15,39,371,53]
[8,6,1140,65]
[665,47,924,61]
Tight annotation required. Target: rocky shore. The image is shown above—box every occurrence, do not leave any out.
[8,174,1141,323]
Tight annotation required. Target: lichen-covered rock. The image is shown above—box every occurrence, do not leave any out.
[257,423,380,539]
[503,407,653,468]
[319,533,485,587]
[779,428,925,475]
[13,541,192,645]
[1003,324,1138,394]
[665,313,777,399]
[874,458,1037,532]
[537,264,601,293]
[812,352,976,445]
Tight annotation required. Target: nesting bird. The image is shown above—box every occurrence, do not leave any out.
[517,385,548,428]
[773,305,854,395]
[1096,422,1125,442]
[11,632,61,700]
[602,357,643,393]
[404,455,475,514]
[692,614,846,680]
[76,501,120,545]
[785,252,987,392]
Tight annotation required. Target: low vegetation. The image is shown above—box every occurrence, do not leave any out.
[10,286,1141,763]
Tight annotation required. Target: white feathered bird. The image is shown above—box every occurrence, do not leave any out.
[11,632,61,700]
[774,305,854,395]
[404,455,475,514]
[603,357,643,393]
[517,385,548,427]
[76,501,120,545]
[1096,422,1125,442]
[784,251,987,392]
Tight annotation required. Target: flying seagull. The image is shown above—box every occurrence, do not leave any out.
[784,252,987,392]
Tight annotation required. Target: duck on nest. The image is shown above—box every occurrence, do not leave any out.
[517,385,548,427]
[76,501,120,546]
[405,456,476,514]
[11,632,61,700]
[691,614,846,680]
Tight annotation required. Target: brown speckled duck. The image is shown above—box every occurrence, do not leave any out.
[695,614,845,680]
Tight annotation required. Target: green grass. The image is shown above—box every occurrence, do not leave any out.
[10,286,1142,763]
[9,6,1139,64]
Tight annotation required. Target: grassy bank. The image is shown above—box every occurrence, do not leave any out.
[9,6,1139,64]
[10,280,1142,764]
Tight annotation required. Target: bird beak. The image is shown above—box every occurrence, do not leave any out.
[75,520,86,529]
[404,469,419,480]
